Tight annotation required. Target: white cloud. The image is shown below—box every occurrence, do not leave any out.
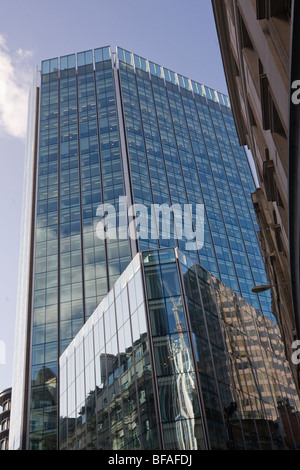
[16,48,33,59]
[0,34,33,139]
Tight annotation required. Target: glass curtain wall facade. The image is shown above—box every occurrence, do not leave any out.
[29,47,133,449]
[116,47,272,320]
[11,46,274,450]
[59,248,300,450]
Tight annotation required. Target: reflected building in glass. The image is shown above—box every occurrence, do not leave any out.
[59,248,300,450]
[10,46,277,450]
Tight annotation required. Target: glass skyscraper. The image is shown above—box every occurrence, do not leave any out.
[10,46,274,450]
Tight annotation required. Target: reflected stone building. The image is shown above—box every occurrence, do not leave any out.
[59,248,300,450]
[211,0,300,392]
[10,45,282,450]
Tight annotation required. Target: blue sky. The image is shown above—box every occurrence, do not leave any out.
[0,0,229,391]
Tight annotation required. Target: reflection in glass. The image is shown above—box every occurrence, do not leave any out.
[59,249,300,450]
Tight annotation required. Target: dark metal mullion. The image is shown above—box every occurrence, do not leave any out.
[93,63,114,448]
[94,312,111,449]
[112,57,137,446]
[125,279,144,449]
[113,291,128,450]
[88,302,98,450]
[56,69,61,450]
[102,307,112,448]
[76,69,90,448]
[75,71,87,324]
[65,354,69,449]
[94,66,110,294]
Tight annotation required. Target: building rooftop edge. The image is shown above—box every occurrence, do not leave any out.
[38,45,231,109]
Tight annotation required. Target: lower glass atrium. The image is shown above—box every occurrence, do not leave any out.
[59,248,300,450]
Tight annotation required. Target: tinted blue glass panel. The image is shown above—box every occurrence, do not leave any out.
[149,61,164,79]
[134,54,148,72]
[117,47,132,65]
[94,46,111,62]
[42,60,50,75]
[163,68,177,84]
[60,54,75,70]
[77,50,93,67]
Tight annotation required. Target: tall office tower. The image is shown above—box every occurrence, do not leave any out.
[10,46,274,450]
[211,0,299,394]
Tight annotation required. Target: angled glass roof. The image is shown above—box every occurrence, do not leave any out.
[41,45,230,109]
[116,46,231,108]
